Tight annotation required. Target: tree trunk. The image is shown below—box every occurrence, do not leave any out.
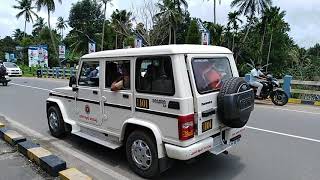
[259,24,267,63]
[115,33,118,49]
[173,27,177,44]
[24,19,27,38]
[101,3,107,51]
[214,0,216,24]
[232,33,235,52]
[48,10,60,66]
[168,25,172,45]
[266,31,273,73]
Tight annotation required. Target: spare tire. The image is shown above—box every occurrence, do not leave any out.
[217,77,254,128]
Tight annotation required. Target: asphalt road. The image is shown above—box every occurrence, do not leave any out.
[1,77,320,180]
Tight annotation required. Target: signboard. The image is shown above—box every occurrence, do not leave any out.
[59,45,66,59]
[201,32,210,45]
[134,37,143,48]
[88,42,96,54]
[28,45,48,67]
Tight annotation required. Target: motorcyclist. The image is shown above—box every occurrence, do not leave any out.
[0,60,7,78]
[249,63,266,99]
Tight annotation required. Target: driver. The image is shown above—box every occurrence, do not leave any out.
[249,63,266,99]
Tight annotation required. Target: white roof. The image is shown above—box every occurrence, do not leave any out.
[82,45,232,59]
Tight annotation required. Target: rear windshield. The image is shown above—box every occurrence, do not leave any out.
[192,57,233,94]
[4,62,17,68]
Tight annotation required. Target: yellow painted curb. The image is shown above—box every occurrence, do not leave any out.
[59,168,92,180]
[288,98,302,104]
[4,130,24,145]
[27,147,52,165]
[315,101,320,106]
[0,122,4,128]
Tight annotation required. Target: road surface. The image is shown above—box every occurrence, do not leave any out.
[0,77,320,180]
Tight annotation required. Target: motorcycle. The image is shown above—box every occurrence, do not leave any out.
[0,73,11,86]
[251,74,288,106]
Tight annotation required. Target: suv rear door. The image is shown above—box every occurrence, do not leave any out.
[186,54,236,136]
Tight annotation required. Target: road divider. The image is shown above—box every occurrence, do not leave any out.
[0,122,92,179]
[59,168,92,180]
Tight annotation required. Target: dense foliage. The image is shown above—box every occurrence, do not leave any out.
[1,0,319,80]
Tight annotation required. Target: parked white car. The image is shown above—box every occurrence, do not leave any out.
[46,45,255,178]
[3,62,22,76]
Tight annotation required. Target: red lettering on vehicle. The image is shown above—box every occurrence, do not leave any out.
[79,115,97,122]
[190,145,212,156]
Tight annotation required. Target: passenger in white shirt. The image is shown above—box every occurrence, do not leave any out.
[249,63,266,98]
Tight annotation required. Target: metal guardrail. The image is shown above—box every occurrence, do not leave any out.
[279,80,320,86]
[39,68,77,79]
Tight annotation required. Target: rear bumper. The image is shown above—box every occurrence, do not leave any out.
[165,128,244,160]
[164,137,214,160]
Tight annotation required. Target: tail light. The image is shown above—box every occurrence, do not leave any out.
[178,114,194,141]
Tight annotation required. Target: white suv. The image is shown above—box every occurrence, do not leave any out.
[46,45,254,178]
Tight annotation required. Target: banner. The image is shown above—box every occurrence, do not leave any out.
[88,42,96,54]
[59,45,66,59]
[201,32,210,45]
[28,45,48,67]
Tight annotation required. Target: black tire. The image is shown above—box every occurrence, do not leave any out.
[126,130,159,178]
[217,77,253,128]
[47,105,67,138]
[271,90,288,106]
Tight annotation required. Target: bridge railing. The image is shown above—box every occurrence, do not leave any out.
[38,67,77,79]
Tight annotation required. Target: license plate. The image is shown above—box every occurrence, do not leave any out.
[202,119,212,133]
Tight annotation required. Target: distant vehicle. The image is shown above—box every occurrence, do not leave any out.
[3,62,22,76]
[46,45,255,178]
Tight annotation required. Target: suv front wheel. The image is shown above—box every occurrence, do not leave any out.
[126,130,159,178]
[47,105,67,138]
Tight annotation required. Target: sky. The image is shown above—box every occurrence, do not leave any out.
[1,0,320,48]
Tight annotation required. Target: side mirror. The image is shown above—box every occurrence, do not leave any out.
[69,76,77,88]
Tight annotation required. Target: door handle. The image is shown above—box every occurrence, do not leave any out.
[123,94,129,99]
[93,90,98,95]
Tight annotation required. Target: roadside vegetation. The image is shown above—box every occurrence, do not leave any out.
[0,0,319,80]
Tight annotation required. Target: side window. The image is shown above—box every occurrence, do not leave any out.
[78,61,100,87]
[136,56,175,95]
[105,60,131,90]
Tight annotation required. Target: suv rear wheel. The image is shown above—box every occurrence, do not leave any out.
[47,105,67,138]
[125,130,159,178]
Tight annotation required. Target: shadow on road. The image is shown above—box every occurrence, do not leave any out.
[53,132,245,180]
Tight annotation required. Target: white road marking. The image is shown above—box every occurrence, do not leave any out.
[10,82,51,92]
[256,105,320,115]
[246,126,320,143]
[0,113,130,180]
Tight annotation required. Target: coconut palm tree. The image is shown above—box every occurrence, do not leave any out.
[231,0,272,43]
[100,0,113,51]
[156,0,182,44]
[207,0,221,24]
[35,0,62,65]
[227,11,242,51]
[32,17,47,36]
[56,16,68,38]
[13,0,38,38]
[264,6,286,72]
[173,0,188,13]
[111,9,133,49]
